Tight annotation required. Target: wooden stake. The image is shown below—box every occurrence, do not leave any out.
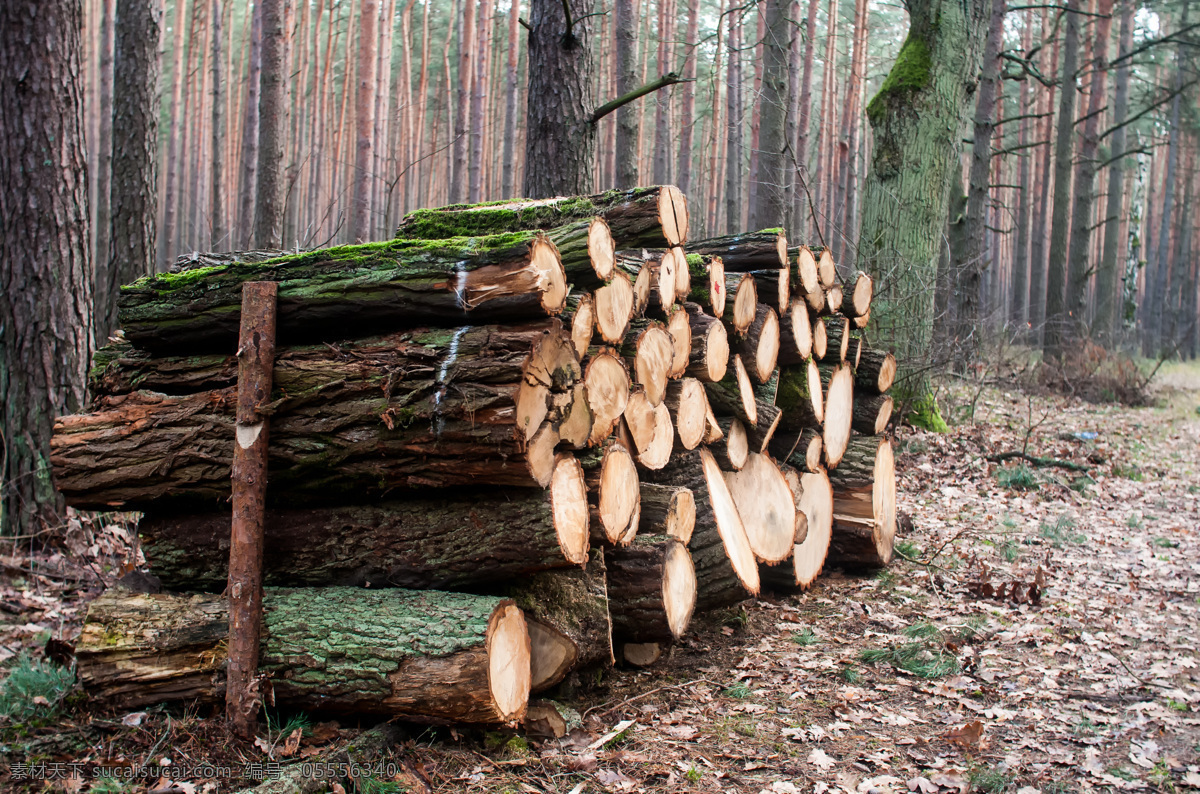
[227,281,278,739]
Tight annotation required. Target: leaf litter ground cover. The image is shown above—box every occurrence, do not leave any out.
[2,363,1199,793]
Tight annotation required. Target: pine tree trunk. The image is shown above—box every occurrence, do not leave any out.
[1097,0,1133,343]
[794,0,819,234]
[1042,0,1080,359]
[724,12,742,233]
[752,0,792,228]
[210,0,227,250]
[236,0,263,249]
[254,0,288,248]
[502,0,522,196]
[1009,11,1033,328]
[1147,35,1185,353]
[522,0,596,198]
[95,0,116,271]
[0,0,94,536]
[102,0,162,339]
[858,0,991,404]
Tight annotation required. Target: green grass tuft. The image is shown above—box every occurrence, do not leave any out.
[860,620,961,679]
[968,765,1014,793]
[996,464,1039,491]
[0,654,75,720]
[838,665,861,683]
[894,539,922,558]
[1038,514,1087,547]
[723,682,753,699]
[790,628,818,647]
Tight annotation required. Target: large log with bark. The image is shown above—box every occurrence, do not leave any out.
[704,355,758,426]
[685,254,726,318]
[819,362,855,469]
[637,483,695,543]
[826,437,897,569]
[56,324,582,509]
[761,466,832,590]
[853,394,894,435]
[136,481,590,592]
[855,348,897,394]
[394,186,689,248]
[606,535,697,642]
[688,229,788,271]
[770,427,824,473]
[119,235,571,352]
[502,552,614,691]
[777,300,813,365]
[723,453,795,564]
[76,587,531,724]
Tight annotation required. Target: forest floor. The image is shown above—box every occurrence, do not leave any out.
[1,361,1199,794]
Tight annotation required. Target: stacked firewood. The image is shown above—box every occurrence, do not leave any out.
[57,185,897,730]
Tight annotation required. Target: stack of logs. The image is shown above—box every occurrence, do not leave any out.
[58,185,898,730]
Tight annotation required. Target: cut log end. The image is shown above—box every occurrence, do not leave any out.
[569,294,596,360]
[584,349,631,445]
[734,355,758,425]
[724,453,796,564]
[672,247,691,300]
[624,392,674,470]
[663,541,698,640]
[588,218,616,281]
[752,307,781,384]
[669,378,708,451]
[533,238,569,314]
[634,325,674,407]
[779,300,812,364]
[812,317,827,361]
[488,603,534,721]
[659,185,689,246]
[816,248,836,288]
[731,275,758,335]
[598,442,640,544]
[794,470,833,588]
[622,642,663,667]
[795,246,819,294]
[708,256,727,318]
[595,272,635,344]
[551,455,591,565]
[666,309,692,379]
[822,364,854,469]
[527,423,562,487]
[699,448,760,596]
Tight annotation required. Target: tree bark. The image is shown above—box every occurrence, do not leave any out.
[95,0,116,270]
[857,0,990,405]
[502,0,522,196]
[1096,0,1133,344]
[209,0,227,251]
[351,0,378,241]
[724,11,742,233]
[826,436,896,569]
[117,234,569,351]
[0,0,94,536]
[607,535,696,642]
[688,230,788,271]
[236,0,263,249]
[76,587,531,724]
[254,0,288,248]
[451,0,475,203]
[752,0,792,229]
[676,0,700,194]
[793,0,820,235]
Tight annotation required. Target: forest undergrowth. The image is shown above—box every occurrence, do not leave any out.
[1,362,1198,793]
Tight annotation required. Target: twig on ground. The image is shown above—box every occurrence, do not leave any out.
[986,451,1091,471]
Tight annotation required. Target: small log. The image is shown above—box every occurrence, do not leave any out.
[710,416,749,471]
[583,348,632,446]
[754,367,780,405]
[621,643,663,667]
[778,300,813,365]
[820,362,855,469]
[672,247,691,300]
[855,348,897,394]
[776,360,824,430]
[804,279,827,314]
[687,229,787,271]
[646,448,760,612]
[76,587,531,723]
[583,441,641,545]
[826,437,896,569]
[664,307,693,379]
[120,234,569,352]
[622,321,674,407]
[761,466,831,590]
[616,248,678,312]
[607,535,697,642]
[852,309,871,329]
[822,285,844,317]
[503,551,615,691]
[790,246,820,296]
[726,273,758,335]
[817,316,850,363]
[684,303,729,383]
[745,402,782,453]
[814,247,836,288]
[594,271,636,344]
[852,393,894,435]
[729,304,780,384]
[638,483,696,543]
[686,253,726,317]
[811,315,828,360]
[750,268,790,313]
[770,427,824,473]
[394,185,689,248]
[666,377,708,451]
[848,335,863,368]
[565,292,596,359]
[841,271,873,317]
[523,700,582,739]
[623,390,673,470]
[140,467,589,591]
[558,382,593,448]
[703,354,757,425]
[723,453,795,564]
[615,254,654,315]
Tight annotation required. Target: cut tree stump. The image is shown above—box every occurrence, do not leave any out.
[607,535,697,642]
[76,587,531,724]
[827,437,897,569]
[723,452,796,564]
[139,478,590,592]
[394,185,689,248]
[119,234,570,351]
[503,551,614,691]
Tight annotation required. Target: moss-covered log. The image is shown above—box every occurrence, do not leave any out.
[775,360,824,431]
[502,550,614,691]
[607,535,696,642]
[827,437,896,569]
[394,186,689,248]
[687,229,788,271]
[119,234,570,352]
[76,587,531,723]
[137,483,590,592]
[56,325,581,509]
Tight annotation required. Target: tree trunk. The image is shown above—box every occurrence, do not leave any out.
[607,535,696,642]
[675,0,699,194]
[1008,10,1033,329]
[522,0,595,198]
[351,0,378,241]
[101,0,162,340]
[613,0,639,189]
[724,11,742,233]
[501,552,615,690]
[1042,0,1080,359]
[1147,30,1185,354]
[651,0,673,185]
[1065,0,1114,332]
[826,436,896,569]
[1028,14,1057,344]
[209,0,227,251]
[95,0,116,271]
[857,0,990,406]
[56,323,581,508]
[254,0,288,248]
[1096,0,1134,343]
[117,234,569,351]
[0,0,94,536]
[502,0,522,196]
[396,185,687,248]
[793,0,820,234]
[451,0,475,203]
[752,0,792,228]
[76,587,531,723]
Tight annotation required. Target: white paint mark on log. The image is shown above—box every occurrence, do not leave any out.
[235,422,264,449]
[432,325,470,437]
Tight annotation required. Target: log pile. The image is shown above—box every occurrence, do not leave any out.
[60,185,899,730]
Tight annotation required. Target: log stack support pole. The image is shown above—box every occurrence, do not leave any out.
[227,281,278,739]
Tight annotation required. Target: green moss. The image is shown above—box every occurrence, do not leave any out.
[866,34,933,125]
[125,264,227,291]
[906,393,948,433]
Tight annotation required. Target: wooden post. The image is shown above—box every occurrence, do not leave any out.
[226,282,278,739]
